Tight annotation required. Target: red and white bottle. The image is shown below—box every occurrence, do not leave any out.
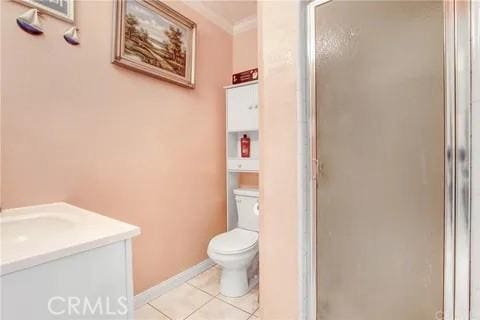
[240,134,251,158]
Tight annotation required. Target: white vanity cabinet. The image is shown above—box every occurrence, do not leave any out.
[0,203,140,320]
[224,81,259,230]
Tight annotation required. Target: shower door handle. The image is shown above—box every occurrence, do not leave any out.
[313,159,325,186]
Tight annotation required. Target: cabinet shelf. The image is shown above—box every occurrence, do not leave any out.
[228,157,259,161]
[227,131,258,159]
[227,128,258,133]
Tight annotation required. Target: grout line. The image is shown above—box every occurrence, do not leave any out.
[145,283,214,320]
[215,286,260,315]
[147,303,174,320]
[141,266,217,320]
[184,265,221,298]
[185,265,214,286]
[213,296,256,315]
[185,281,220,298]
[183,296,215,320]
[141,264,258,319]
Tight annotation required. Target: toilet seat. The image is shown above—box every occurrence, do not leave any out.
[208,228,258,255]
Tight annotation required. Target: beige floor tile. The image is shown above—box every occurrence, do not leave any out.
[186,299,250,320]
[253,308,260,317]
[187,266,221,296]
[217,286,259,314]
[134,304,169,320]
[149,283,212,320]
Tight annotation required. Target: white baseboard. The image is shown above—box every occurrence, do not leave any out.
[134,259,215,309]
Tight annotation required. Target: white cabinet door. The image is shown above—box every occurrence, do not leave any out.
[1,241,132,320]
[227,84,258,132]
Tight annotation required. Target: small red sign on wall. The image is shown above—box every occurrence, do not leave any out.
[232,68,258,84]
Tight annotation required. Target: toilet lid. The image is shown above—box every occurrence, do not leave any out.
[209,228,258,254]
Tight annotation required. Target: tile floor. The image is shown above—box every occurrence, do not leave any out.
[135,265,260,320]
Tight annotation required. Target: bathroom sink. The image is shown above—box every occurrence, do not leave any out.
[1,213,76,246]
[0,202,140,275]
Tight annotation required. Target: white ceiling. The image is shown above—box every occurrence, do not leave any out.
[201,1,257,25]
[183,0,257,35]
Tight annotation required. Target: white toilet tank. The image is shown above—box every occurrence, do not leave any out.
[234,188,259,232]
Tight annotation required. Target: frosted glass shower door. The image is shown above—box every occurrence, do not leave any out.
[313,1,445,319]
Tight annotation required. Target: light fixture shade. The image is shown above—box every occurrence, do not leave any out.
[63,26,80,45]
[16,8,43,35]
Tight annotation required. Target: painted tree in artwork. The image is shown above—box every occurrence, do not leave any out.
[125,13,138,38]
[164,26,185,64]
[139,28,149,42]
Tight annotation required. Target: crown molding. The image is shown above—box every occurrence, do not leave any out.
[182,1,257,36]
[233,14,257,35]
[182,1,234,35]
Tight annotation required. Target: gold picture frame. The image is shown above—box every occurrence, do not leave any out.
[112,0,197,88]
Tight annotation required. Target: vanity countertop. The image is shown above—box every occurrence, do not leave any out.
[0,202,140,276]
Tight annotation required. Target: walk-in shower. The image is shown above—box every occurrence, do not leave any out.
[305,1,476,319]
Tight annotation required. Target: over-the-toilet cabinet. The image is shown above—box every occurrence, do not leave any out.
[227,84,258,131]
[225,81,259,230]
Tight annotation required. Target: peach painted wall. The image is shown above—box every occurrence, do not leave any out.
[258,1,301,319]
[239,172,258,187]
[233,27,258,74]
[1,0,232,293]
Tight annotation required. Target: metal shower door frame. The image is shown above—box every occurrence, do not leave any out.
[302,1,474,319]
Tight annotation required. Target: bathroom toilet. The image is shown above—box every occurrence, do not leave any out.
[208,188,259,297]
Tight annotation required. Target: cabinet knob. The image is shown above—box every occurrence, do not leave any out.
[248,106,253,110]
[238,164,242,168]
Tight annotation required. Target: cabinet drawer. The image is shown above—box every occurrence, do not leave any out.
[228,159,259,172]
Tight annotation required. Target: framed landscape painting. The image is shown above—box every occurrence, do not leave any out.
[112,0,197,88]
[15,0,74,23]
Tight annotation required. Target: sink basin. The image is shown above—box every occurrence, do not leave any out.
[0,202,140,275]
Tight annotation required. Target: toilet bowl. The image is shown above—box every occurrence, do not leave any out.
[208,228,258,297]
[207,188,259,297]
